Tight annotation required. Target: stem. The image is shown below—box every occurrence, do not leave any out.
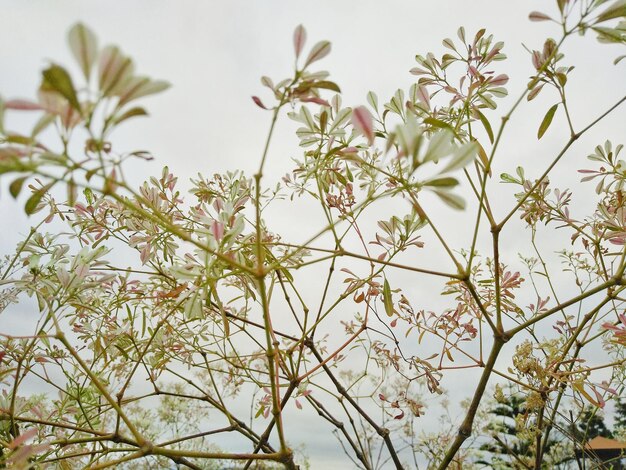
[436,336,505,470]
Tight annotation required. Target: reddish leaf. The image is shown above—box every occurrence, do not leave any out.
[299,96,330,106]
[211,220,224,241]
[293,25,307,59]
[8,428,38,449]
[527,84,545,101]
[352,106,374,145]
[252,96,268,110]
[490,74,509,86]
[5,99,44,111]
[416,85,430,109]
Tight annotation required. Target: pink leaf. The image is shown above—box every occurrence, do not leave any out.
[602,322,620,331]
[295,399,302,410]
[140,245,151,264]
[5,99,44,111]
[592,387,606,409]
[417,85,430,109]
[490,74,509,86]
[300,96,330,106]
[598,381,617,395]
[252,96,268,110]
[211,220,224,242]
[293,25,307,60]
[352,106,374,145]
[8,428,38,450]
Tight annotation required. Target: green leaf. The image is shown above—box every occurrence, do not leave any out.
[423,177,459,187]
[434,190,465,210]
[596,0,626,22]
[304,41,331,68]
[537,103,558,139]
[4,134,35,146]
[319,110,328,133]
[475,139,490,174]
[67,178,77,206]
[9,176,28,199]
[116,77,170,106]
[383,278,394,317]
[424,117,453,131]
[367,91,378,111]
[593,25,626,43]
[113,106,148,125]
[423,129,453,164]
[311,80,341,93]
[68,23,98,80]
[500,173,521,184]
[31,114,56,138]
[440,141,478,173]
[42,64,81,112]
[475,109,494,144]
[0,153,36,176]
[84,187,95,204]
[25,182,54,215]
[442,37,457,51]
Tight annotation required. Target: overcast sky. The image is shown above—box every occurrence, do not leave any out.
[1,1,625,468]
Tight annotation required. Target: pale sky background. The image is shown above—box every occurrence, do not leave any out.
[1,1,625,468]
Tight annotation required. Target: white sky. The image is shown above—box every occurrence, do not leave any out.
[1,1,625,468]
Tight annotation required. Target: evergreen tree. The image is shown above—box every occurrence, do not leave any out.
[573,407,613,441]
[615,399,626,431]
[476,387,566,469]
